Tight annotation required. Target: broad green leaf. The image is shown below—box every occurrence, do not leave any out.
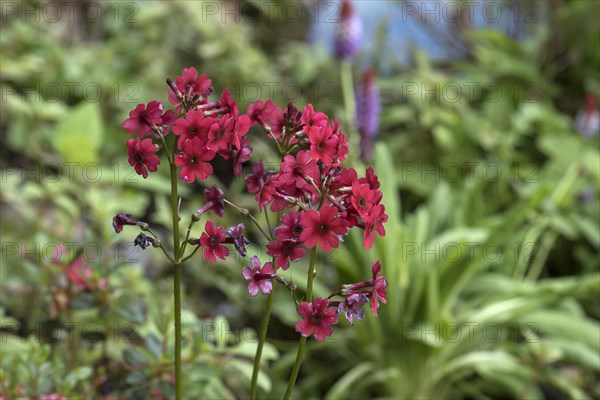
[54,101,103,164]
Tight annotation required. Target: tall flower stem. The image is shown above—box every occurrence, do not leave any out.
[283,248,317,400]
[340,60,359,165]
[169,158,183,399]
[249,288,274,400]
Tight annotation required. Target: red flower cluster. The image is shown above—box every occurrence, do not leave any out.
[122,67,252,181]
[244,102,387,251]
[171,84,252,182]
[119,68,389,343]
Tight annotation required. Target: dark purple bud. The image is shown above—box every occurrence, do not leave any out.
[112,213,139,233]
[134,233,155,250]
[225,223,250,257]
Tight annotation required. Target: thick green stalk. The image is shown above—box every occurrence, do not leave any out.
[170,160,183,399]
[283,248,317,400]
[249,289,274,400]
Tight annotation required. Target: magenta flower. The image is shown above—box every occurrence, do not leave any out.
[279,151,320,192]
[350,181,375,219]
[307,125,338,164]
[200,221,229,262]
[266,239,306,270]
[300,204,350,251]
[301,103,328,131]
[112,213,139,233]
[363,204,387,250]
[295,298,339,342]
[168,67,212,107]
[242,256,275,296]
[369,260,388,317]
[246,99,277,126]
[245,161,275,209]
[175,137,215,183]
[198,185,225,217]
[127,138,160,179]
[122,101,166,137]
[275,210,304,241]
[206,113,235,151]
[172,109,213,149]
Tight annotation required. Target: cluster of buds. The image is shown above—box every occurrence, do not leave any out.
[114,67,388,342]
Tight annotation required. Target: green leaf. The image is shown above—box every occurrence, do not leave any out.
[229,359,271,392]
[325,362,374,400]
[54,101,103,164]
[145,333,162,359]
[123,348,149,366]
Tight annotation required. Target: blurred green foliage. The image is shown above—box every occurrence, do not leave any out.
[1,0,598,398]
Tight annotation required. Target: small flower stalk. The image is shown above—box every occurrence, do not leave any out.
[113,66,388,400]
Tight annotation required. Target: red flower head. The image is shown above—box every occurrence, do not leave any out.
[122,101,166,137]
[231,107,251,150]
[369,261,388,317]
[219,89,238,115]
[200,221,229,262]
[175,137,215,183]
[231,136,253,176]
[246,99,277,126]
[168,67,212,107]
[275,210,304,241]
[127,138,160,179]
[242,256,274,296]
[350,181,375,219]
[300,204,350,251]
[307,125,339,164]
[206,113,235,151]
[363,204,387,250]
[295,298,339,342]
[266,239,306,270]
[301,103,328,131]
[112,213,140,233]
[279,151,320,192]
[198,185,225,217]
[172,109,213,149]
[245,161,275,209]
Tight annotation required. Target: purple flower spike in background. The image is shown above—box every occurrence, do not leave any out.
[334,0,362,59]
[356,68,381,161]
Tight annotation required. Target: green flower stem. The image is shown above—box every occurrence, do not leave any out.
[249,288,274,400]
[179,215,199,259]
[224,199,272,241]
[180,245,201,264]
[340,60,359,165]
[283,248,317,400]
[169,158,183,400]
